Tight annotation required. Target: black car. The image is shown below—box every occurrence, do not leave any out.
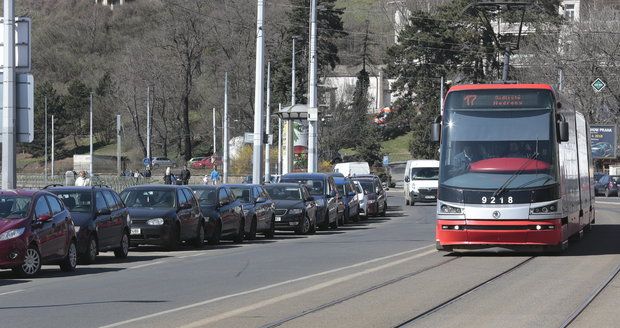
[280,173,339,230]
[48,186,130,263]
[594,174,620,197]
[120,185,205,250]
[189,185,244,245]
[264,183,317,234]
[352,175,387,217]
[227,184,275,240]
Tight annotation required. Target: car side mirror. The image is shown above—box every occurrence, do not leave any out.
[307,196,315,201]
[37,214,52,222]
[328,191,336,198]
[180,203,192,210]
[256,197,266,203]
[405,176,410,182]
[97,208,111,216]
[364,190,368,195]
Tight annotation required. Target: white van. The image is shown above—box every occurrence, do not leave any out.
[403,160,439,206]
[333,162,370,177]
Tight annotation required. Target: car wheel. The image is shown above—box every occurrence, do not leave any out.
[605,188,610,197]
[14,245,41,277]
[166,223,180,251]
[233,220,245,244]
[81,235,98,264]
[381,202,387,217]
[247,217,257,240]
[60,241,78,272]
[319,210,330,230]
[265,216,275,239]
[405,198,410,206]
[208,222,222,245]
[192,221,205,248]
[308,216,316,234]
[329,213,338,229]
[114,233,130,258]
[296,215,310,235]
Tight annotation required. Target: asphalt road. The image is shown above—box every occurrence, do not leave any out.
[1,191,619,328]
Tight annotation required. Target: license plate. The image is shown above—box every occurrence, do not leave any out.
[275,216,282,222]
[130,228,141,235]
[425,196,435,199]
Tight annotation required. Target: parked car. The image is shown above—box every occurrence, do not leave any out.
[241,175,278,184]
[279,173,339,230]
[333,162,370,177]
[334,177,360,223]
[264,183,317,234]
[191,156,221,170]
[594,174,620,197]
[352,175,387,217]
[352,180,367,220]
[47,186,130,263]
[227,184,275,239]
[148,157,176,168]
[0,190,77,276]
[189,185,244,244]
[120,185,204,250]
[187,157,206,166]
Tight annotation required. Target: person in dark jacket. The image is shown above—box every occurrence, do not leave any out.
[180,165,191,185]
[163,167,175,185]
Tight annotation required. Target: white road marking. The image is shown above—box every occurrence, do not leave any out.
[179,249,438,328]
[99,244,435,328]
[0,289,24,296]
[594,201,620,205]
[178,253,205,259]
[127,261,166,270]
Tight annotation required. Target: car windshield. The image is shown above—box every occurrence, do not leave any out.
[337,184,346,195]
[120,190,175,208]
[0,196,31,219]
[356,180,374,193]
[265,186,302,200]
[280,178,324,196]
[53,191,92,213]
[192,189,218,206]
[410,167,439,180]
[229,187,251,202]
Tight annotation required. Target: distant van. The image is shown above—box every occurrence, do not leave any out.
[404,160,439,206]
[333,162,370,177]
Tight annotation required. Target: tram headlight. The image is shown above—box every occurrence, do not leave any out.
[529,202,558,215]
[439,203,463,214]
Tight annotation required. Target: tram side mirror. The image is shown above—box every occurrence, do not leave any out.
[431,116,442,142]
[556,114,569,142]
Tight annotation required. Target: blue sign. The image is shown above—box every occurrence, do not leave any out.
[382,155,389,166]
[143,158,151,166]
[590,125,617,159]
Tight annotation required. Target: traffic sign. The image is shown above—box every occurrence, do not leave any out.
[0,73,34,143]
[143,158,151,166]
[0,17,31,73]
[592,78,606,93]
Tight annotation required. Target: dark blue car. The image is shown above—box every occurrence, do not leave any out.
[334,177,360,223]
[226,184,276,240]
[280,173,339,230]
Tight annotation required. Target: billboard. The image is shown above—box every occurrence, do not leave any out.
[590,125,617,159]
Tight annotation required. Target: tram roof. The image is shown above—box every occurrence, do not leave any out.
[448,84,554,92]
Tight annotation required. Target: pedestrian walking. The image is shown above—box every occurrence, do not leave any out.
[210,167,220,185]
[202,174,209,185]
[75,171,89,186]
[163,167,175,185]
[180,165,191,185]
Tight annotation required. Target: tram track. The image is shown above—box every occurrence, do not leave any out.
[259,257,459,328]
[393,256,536,328]
[560,262,620,328]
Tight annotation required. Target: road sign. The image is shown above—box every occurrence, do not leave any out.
[244,132,253,144]
[0,73,34,143]
[0,17,31,73]
[591,78,606,93]
[143,157,151,166]
[383,155,389,166]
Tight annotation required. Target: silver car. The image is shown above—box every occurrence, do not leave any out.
[150,157,176,168]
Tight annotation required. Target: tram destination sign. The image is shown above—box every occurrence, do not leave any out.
[590,125,616,159]
[448,90,553,110]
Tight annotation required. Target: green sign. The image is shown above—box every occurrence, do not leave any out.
[592,78,606,92]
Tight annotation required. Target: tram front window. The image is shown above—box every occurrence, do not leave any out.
[440,109,557,190]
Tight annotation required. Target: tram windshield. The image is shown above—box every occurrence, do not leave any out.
[440,90,558,190]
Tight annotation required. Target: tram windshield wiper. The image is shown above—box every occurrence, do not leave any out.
[492,151,540,198]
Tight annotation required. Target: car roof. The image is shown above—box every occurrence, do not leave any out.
[123,184,186,191]
[281,173,329,179]
[188,185,218,190]
[46,186,113,192]
[0,189,41,197]
[226,184,260,188]
[264,183,301,188]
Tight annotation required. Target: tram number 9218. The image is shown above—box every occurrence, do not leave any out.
[481,196,513,204]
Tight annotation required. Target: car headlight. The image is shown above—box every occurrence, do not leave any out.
[315,198,325,206]
[204,216,211,222]
[410,183,417,191]
[530,202,558,215]
[126,214,132,225]
[74,226,81,234]
[0,227,25,241]
[367,199,376,204]
[288,208,303,215]
[147,218,165,225]
[439,203,463,214]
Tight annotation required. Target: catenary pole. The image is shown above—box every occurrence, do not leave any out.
[278,104,282,176]
[146,86,151,163]
[117,115,121,176]
[308,0,318,172]
[212,107,216,155]
[89,92,93,180]
[44,97,48,182]
[264,62,271,182]
[223,72,229,183]
[252,0,265,184]
[51,115,55,178]
[2,0,16,189]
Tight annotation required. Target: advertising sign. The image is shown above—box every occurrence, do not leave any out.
[590,125,616,159]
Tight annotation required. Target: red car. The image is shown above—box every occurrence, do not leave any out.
[191,156,222,169]
[0,190,78,276]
